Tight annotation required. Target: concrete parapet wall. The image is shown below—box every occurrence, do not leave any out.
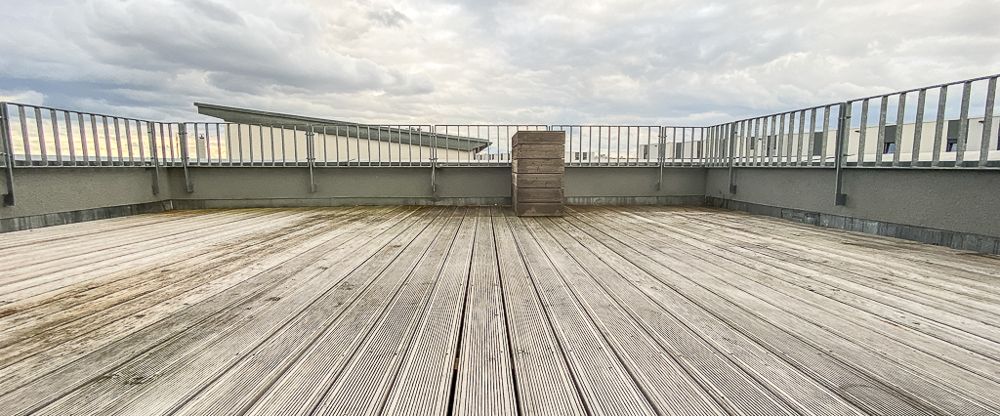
[3,165,998,255]
[705,167,1000,252]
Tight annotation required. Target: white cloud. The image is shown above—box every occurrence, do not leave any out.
[0,90,45,105]
[0,0,998,125]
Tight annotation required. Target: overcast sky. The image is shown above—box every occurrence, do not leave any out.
[1,0,998,125]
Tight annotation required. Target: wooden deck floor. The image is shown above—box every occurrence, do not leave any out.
[1,206,1000,415]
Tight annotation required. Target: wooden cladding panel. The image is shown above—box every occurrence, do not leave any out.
[512,131,565,217]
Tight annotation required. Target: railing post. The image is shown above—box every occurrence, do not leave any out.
[834,102,850,205]
[430,125,438,197]
[147,122,160,196]
[728,122,737,195]
[0,103,15,206]
[179,123,193,193]
[656,126,665,191]
[306,126,317,193]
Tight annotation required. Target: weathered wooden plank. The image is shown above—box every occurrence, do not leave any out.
[240,208,452,416]
[513,173,563,188]
[170,208,463,416]
[511,131,566,146]
[515,187,564,203]
[381,210,477,415]
[309,208,466,416]
[450,207,518,416]
[658,208,1000,330]
[513,202,564,217]
[0,208,298,297]
[0,208,386,397]
[551,213,867,415]
[2,206,999,416]
[40,208,449,416]
[638,208,1000,381]
[0,207,425,413]
[505,211,657,415]
[491,208,586,416]
[523,217,736,415]
[0,208,274,278]
[512,158,564,174]
[512,144,565,159]
[0,210,210,251]
[0,209,366,340]
[566,207,940,415]
[0,210,336,375]
[578,207,998,414]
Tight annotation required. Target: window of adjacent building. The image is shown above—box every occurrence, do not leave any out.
[812,133,823,156]
[945,119,967,152]
[640,144,649,160]
[883,125,897,154]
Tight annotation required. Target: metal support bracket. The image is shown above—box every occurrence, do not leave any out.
[429,157,438,197]
[0,104,15,206]
[429,125,439,198]
[179,124,194,193]
[834,102,850,206]
[727,124,737,195]
[147,124,160,196]
[306,128,317,193]
[656,127,665,191]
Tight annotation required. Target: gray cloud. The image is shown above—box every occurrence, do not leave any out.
[0,0,998,125]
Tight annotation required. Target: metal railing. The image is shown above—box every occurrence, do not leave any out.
[0,102,173,167]
[2,73,997,173]
[701,73,1000,169]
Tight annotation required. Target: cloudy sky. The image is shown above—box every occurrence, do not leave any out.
[1,0,998,125]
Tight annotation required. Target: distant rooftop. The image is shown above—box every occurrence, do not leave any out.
[194,102,492,152]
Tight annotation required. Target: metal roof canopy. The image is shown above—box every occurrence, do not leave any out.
[194,102,492,152]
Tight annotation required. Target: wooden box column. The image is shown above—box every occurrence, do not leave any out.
[511,131,565,216]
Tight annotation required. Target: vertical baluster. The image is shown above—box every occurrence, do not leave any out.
[49,110,62,165]
[214,124,222,165]
[233,124,242,165]
[65,112,76,165]
[785,113,794,165]
[757,117,766,165]
[699,127,705,164]
[124,118,134,165]
[980,77,997,165]
[135,120,145,164]
[148,122,160,194]
[857,99,869,165]
[16,106,30,166]
[875,96,888,165]
[101,116,113,165]
[158,123,167,166]
[91,115,102,164]
[776,113,785,165]
[911,90,927,165]
[113,118,124,164]
[956,81,972,166]
[14,106,31,166]
[280,126,289,166]
[78,114,89,165]
[821,105,831,166]
[796,110,805,164]
[33,107,47,166]
[893,93,906,166]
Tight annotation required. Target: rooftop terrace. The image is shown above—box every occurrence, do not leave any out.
[3,206,1000,415]
[1,74,999,416]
